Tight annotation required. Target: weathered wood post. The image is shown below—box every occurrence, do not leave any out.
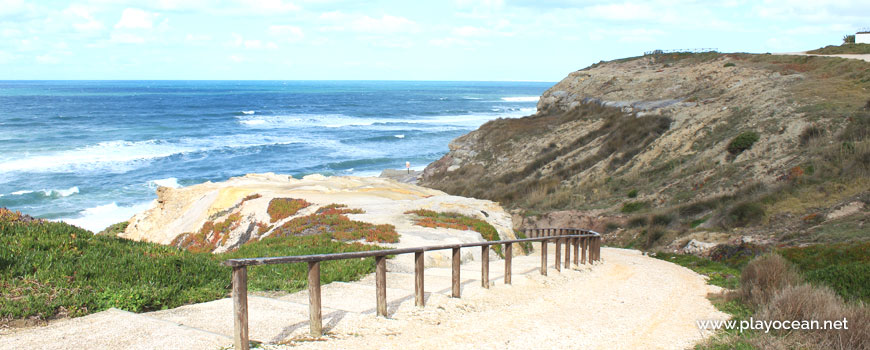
[573,236,580,266]
[308,262,322,337]
[451,247,461,298]
[415,251,425,306]
[481,245,490,288]
[504,243,512,285]
[581,237,587,264]
[540,239,548,276]
[564,237,571,269]
[232,266,249,350]
[376,256,387,317]
[554,238,561,272]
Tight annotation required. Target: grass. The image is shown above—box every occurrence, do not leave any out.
[806,43,870,55]
[653,253,741,289]
[405,210,503,256]
[0,209,387,324]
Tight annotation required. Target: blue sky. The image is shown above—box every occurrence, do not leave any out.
[1,0,868,81]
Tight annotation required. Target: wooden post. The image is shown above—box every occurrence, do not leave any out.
[415,251,425,307]
[232,266,249,350]
[554,238,561,272]
[564,237,571,269]
[540,240,548,276]
[481,245,490,288]
[376,256,387,317]
[308,262,322,337]
[595,237,602,262]
[581,237,587,264]
[451,248,460,298]
[573,237,579,266]
[504,243,512,285]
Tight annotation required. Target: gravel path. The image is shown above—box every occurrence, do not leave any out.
[266,247,728,350]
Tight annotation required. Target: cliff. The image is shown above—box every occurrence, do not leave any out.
[422,52,869,249]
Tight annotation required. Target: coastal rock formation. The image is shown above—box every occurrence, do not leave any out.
[421,53,870,249]
[122,173,516,268]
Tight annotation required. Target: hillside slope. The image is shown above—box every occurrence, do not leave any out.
[422,52,869,249]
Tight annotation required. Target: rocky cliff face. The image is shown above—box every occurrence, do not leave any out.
[123,173,517,268]
[423,53,869,248]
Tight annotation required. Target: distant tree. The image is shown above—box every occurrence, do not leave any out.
[843,35,856,44]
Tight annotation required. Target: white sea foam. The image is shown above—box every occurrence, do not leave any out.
[0,135,304,174]
[149,177,181,189]
[241,110,255,115]
[61,201,153,233]
[11,190,34,195]
[394,134,405,139]
[42,186,80,197]
[462,97,482,100]
[501,96,539,102]
[240,119,267,126]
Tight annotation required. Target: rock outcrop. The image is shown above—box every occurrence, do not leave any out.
[122,173,517,269]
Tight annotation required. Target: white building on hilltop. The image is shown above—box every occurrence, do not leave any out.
[858,29,870,44]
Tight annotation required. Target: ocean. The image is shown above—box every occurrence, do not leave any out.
[0,80,551,232]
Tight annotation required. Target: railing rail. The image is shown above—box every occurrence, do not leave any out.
[222,228,602,349]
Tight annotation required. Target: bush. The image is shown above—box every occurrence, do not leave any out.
[621,201,648,213]
[724,202,764,227]
[628,216,648,227]
[723,62,736,67]
[727,131,760,155]
[740,254,802,306]
[844,34,856,44]
[627,189,638,198]
[651,214,672,226]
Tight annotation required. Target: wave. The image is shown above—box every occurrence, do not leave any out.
[241,110,255,115]
[501,96,539,102]
[11,190,34,195]
[43,186,80,197]
[0,135,304,174]
[237,110,536,131]
[395,134,405,139]
[60,201,153,233]
[148,177,181,189]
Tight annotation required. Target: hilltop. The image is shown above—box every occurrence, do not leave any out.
[422,52,869,250]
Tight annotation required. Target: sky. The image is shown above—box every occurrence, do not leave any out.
[1,0,869,81]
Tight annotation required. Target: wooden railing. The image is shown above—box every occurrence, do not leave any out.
[222,228,602,350]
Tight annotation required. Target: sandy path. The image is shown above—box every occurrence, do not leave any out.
[270,248,727,350]
[780,51,870,62]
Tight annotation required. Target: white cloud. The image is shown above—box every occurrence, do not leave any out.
[110,32,146,44]
[63,5,105,32]
[589,28,665,43]
[269,25,304,42]
[185,33,212,42]
[35,54,60,64]
[115,8,158,29]
[229,55,245,62]
[320,12,418,34]
[234,0,299,14]
[452,25,490,37]
[0,50,13,64]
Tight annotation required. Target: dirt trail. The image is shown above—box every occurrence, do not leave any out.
[272,247,728,350]
[781,51,870,62]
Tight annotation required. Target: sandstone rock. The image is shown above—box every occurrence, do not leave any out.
[682,239,717,255]
[121,173,517,269]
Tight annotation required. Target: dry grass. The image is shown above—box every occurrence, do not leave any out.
[740,254,803,307]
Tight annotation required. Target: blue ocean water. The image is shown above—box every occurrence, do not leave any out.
[0,80,550,231]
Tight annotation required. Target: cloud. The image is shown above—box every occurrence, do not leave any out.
[115,8,158,29]
[320,12,418,34]
[233,0,300,14]
[269,25,305,42]
[35,54,61,64]
[589,28,665,43]
[63,5,105,32]
[110,32,146,44]
[185,33,212,42]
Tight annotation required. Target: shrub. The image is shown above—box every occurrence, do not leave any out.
[740,254,802,306]
[727,131,760,155]
[97,221,129,236]
[723,62,736,67]
[651,214,673,226]
[628,216,648,227]
[267,198,311,223]
[724,202,764,227]
[844,34,856,44]
[799,125,825,146]
[645,229,665,248]
[621,201,648,213]
[627,189,638,198]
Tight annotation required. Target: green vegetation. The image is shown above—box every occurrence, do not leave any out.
[844,35,856,44]
[779,243,870,303]
[405,210,502,256]
[626,189,638,198]
[96,221,128,236]
[0,209,386,324]
[274,204,398,243]
[172,213,242,253]
[267,198,311,223]
[807,43,870,55]
[620,201,648,213]
[723,62,735,67]
[726,131,760,155]
[653,253,741,289]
